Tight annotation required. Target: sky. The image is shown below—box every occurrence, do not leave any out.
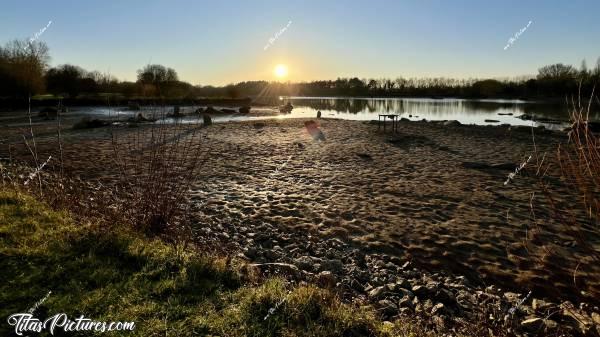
[1,0,599,86]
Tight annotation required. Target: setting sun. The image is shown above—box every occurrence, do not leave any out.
[274,64,288,78]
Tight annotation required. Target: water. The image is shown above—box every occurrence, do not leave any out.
[69,97,600,128]
[281,97,588,129]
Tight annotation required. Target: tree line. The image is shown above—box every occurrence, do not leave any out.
[1,38,599,102]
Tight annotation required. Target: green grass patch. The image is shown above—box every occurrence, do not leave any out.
[0,188,389,336]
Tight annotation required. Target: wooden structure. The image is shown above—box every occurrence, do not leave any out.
[378,114,400,132]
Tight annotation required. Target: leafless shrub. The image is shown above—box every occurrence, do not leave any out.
[110,108,207,237]
[529,91,600,301]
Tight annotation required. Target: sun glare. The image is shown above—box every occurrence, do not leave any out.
[274,64,288,78]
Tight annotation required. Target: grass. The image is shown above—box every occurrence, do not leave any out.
[0,188,390,336]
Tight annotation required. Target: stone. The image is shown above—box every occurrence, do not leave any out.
[560,302,596,336]
[532,298,554,312]
[431,303,447,316]
[425,281,440,293]
[244,247,257,258]
[399,296,414,309]
[397,288,414,300]
[433,288,456,305]
[368,285,389,301]
[264,249,280,260]
[503,292,521,303]
[520,318,544,332]
[320,259,344,273]
[432,315,446,329]
[396,278,411,289]
[378,299,398,317]
[423,299,433,313]
[399,307,412,315]
[350,278,364,292]
[412,285,428,297]
[294,256,314,271]
[443,120,461,126]
[317,271,336,288]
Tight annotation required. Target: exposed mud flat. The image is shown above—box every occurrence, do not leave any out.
[2,115,599,334]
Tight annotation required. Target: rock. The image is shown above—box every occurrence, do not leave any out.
[368,285,389,301]
[399,307,412,315]
[130,113,153,123]
[412,285,429,297]
[532,298,554,312]
[243,247,256,258]
[510,125,532,133]
[378,299,398,317]
[320,259,343,273]
[432,315,446,329]
[455,275,469,286]
[399,295,414,309]
[239,106,251,114]
[484,119,500,123]
[203,114,212,126]
[294,256,314,271]
[279,102,294,113]
[520,318,544,332]
[350,278,364,292]
[397,288,414,300]
[423,299,433,313]
[560,301,596,336]
[264,249,280,260]
[518,113,533,121]
[503,292,521,303]
[431,303,447,316]
[443,120,461,126]
[317,271,336,288]
[434,288,456,306]
[250,262,299,277]
[205,106,219,114]
[396,278,411,289]
[456,291,476,311]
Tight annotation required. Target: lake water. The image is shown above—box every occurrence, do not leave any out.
[280,97,587,128]
[77,97,599,128]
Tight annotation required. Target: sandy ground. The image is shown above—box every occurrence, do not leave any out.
[1,113,598,304]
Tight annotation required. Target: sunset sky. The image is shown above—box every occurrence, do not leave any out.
[1,0,599,85]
